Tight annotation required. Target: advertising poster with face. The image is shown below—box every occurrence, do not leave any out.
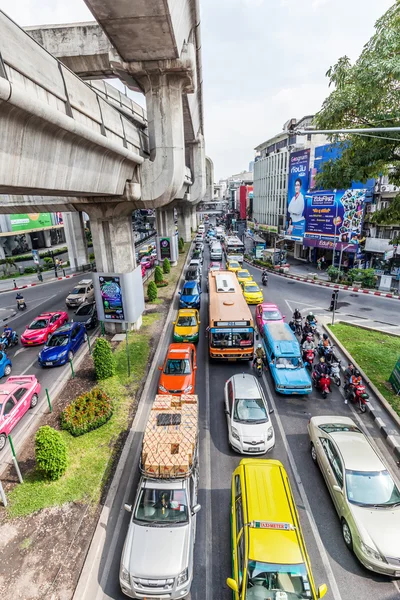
[285,149,310,241]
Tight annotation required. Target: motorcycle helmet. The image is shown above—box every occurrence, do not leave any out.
[354,369,360,377]
[320,357,325,363]
[323,333,328,340]
[258,344,262,349]
[306,334,313,340]
[308,312,314,316]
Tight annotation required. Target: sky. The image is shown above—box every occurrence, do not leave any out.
[0,0,394,180]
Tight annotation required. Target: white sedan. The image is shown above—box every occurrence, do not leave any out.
[308,415,400,576]
[224,373,274,455]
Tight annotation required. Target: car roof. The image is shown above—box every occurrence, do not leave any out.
[52,323,74,334]
[237,269,250,275]
[330,431,384,471]
[166,344,192,358]
[0,383,21,395]
[77,279,92,284]
[260,303,280,310]
[177,309,197,316]
[243,281,258,287]
[230,373,263,399]
[36,312,59,319]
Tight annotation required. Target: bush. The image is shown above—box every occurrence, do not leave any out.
[35,426,68,481]
[89,252,95,261]
[327,265,340,281]
[92,338,116,380]
[23,266,36,274]
[43,256,53,267]
[147,280,158,301]
[163,258,171,274]
[156,281,168,288]
[254,258,273,268]
[154,265,163,284]
[60,388,113,437]
[347,267,376,289]
[178,237,185,253]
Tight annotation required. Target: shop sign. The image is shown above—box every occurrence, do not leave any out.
[258,224,278,233]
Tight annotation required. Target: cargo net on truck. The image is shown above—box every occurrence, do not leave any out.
[141,394,198,478]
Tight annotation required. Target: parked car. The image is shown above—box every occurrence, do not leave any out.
[224,373,274,454]
[191,249,203,263]
[38,323,87,367]
[0,351,12,378]
[308,415,400,576]
[0,375,41,451]
[21,311,69,346]
[72,302,98,329]
[173,309,200,343]
[158,343,197,395]
[65,279,94,308]
[179,281,202,309]
[255,302,285,332]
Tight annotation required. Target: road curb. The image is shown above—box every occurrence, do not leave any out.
[73,242,194,600]
[321,320,400,462]
[0,272,83,294]
[0,310,17,324]
[243,259,400,300]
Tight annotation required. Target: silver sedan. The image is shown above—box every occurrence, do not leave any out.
[308,415,400,577]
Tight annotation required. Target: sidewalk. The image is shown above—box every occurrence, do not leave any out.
[0,267,83,293]
[287,257,330,281]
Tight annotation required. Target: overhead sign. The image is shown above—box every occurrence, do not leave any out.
[10,213,52,232]
[285,149,310,241]
[258,224,278,233]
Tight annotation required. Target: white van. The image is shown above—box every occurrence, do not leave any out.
[198,224,205,233]
[210,242,223,261]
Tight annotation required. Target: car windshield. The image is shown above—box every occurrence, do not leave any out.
[177,316,197,327]
[211,330,253,349]
[47,334,69,347]
[210,266,220,271]
[245,561,311,600]
[263,310,282,321]
[233,398,268,424]
[29,319,49,330]
[345,469,400,507]
[71,287,85,295]
[134,488,189,525]
[164,359,191,375]
[275,357,303,369]
[229,262,239,268]
[245,284,259,293]
[182,286,199,296]
[75,304,93,316]
[238,271,250,279]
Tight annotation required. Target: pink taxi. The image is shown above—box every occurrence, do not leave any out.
[0,375,41,451]
[255,303,285,332]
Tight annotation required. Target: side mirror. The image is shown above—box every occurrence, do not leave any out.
[317,584,328,599]
[194,365,198,370]
[191,504,201,515]
[178,291,181,295]
[269,408,274,414]
[158,366,163,371]
[124,503,132,513]
[332,485,343,494]
[226,578,239,593]
[198,320,201,324]
[172,321,176,325]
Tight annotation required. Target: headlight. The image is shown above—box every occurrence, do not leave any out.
[277,384,284,390]
[159,385,167,392]
[177,568,188,586]
[267,427,274,441]
[120,566,130,583]
[78,297,85,303]
[184,385,193,393]
[59,350,68,357]
[360,541,383,562]
[86,318,92,324]
[231,427,240,441]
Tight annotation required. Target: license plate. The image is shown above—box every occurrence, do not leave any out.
[45,362,53,366]
[228,358,236,362]
[248,447,260,452]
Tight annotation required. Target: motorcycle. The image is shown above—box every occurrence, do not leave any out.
[312,372,331,399]
[328,360,341,386]
[261,274,268,287]
[0,331,18,350]
[254,356,263,378]
[302,349,315,371]
[294,318,303,336]
[346,383,370,413]
[318,343,334,363]
[17,297,26,311]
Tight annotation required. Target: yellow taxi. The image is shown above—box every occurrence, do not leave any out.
[227,260,241,273]
[236,269,253,285]
[227,459,327,600]
[173,309,200,343]
[242,281,263,304]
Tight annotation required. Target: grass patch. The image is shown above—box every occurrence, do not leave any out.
[328,323,400,416]
[6,313,161,518]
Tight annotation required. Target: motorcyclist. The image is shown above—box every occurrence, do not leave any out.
[261,269,268,282]
[301,321,313,344]
[314,357,329,381]
[306,311,317,325]
[2,325,13,343]
[288,320,296,333]
[302,334,315,362]
[318,333,331,352]
[253,343,266,367]
[293,308,302,321]
[344,363,355,392]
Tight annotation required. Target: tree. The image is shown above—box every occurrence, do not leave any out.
[163,258,171,274]
[92,338,116,380]
[35,426,68,480]
[154,265,163,284]
[147,280,158,301]
[314,2,400,238]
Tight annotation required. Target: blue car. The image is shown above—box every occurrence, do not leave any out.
[179,281,201,309]
[38,323,87,367]
[0,351,12,378]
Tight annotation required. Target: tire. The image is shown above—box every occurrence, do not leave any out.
[4,364,11,376]
[30,393,38,408]
[84,332,88,343]
[67,351,74,362]
[310,442,318,464]
[335,376,341,387]
[342,519,353,550]
[0,433,6,452]
[359,399,366,413]
[322,391,328,399]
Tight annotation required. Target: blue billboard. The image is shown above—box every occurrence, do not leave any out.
[285,149,310,241]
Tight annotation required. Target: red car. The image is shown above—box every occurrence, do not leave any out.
[208,261,222,272]
[140,255,155,270]
[0,375,41,451]
[141,264,146,278]
[158,343,197,395]
[255,303,285,332]
[21,311,69,346]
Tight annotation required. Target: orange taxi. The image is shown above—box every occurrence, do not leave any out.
[158,343,197,395]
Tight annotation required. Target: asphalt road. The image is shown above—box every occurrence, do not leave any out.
[0,276,95,474]
[79,227,400,600]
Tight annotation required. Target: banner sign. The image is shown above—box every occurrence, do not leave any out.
[160,237,171,260]
[258,224,278,233]
[303,238,357,252]
[285,149,310,241]
[10,213,52,232]
[99,275,125,321]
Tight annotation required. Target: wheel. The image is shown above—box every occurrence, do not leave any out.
[359,399,366,413]
[30,393,38,408]
[310,442,318,464]
[335,376,341,386]
[84,332,88,342]
[322,391,328,399]
[0,433,6,451]
[342,519,353,550]
[68,351,74,362]
[4,364,11,376]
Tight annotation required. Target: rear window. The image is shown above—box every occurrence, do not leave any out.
[75,304,93,316]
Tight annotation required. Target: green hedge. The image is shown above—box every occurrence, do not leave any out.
[92,338,116,380]
[154,265,163,284]
[163,258,171,274]
[35,426,68,481]
[60,388,113,437]
[147,280,158,301]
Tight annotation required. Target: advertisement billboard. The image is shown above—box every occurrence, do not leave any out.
[285,149,310,241]
[99,275,125,321]
[10,213,52,232]
[160,237,171,260]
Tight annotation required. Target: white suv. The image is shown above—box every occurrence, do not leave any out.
[224,373,275,454]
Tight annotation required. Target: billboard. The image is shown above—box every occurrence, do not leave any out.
[285,149,310,241]
[160,237,171,260]
[98,275,125,321]
[10,213,52,232]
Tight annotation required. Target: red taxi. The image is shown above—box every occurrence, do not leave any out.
[21,312,69,346]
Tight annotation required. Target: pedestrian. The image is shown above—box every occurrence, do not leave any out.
[37,270,43,282]
[317,257,322,271]
[321,256,326,270]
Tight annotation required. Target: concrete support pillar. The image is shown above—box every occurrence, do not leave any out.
[190,207,198,233]
[156,206,179,266]
[84,203,142,332]
[177,205,192,243]
[42,230,52,248]
[62,212,88,269]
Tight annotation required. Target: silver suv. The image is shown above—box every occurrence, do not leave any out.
[65,279,94,308]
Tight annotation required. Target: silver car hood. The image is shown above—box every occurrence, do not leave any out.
[234,420,270,442]
[351,503,400,557]
[124,522,190,578]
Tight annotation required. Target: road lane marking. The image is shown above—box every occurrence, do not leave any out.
[7,294,58,323]
[14,347,27,357]
[262,372,343,600]
[204,353,213,600]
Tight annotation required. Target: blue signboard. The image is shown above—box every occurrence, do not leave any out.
[285,149,310,241]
